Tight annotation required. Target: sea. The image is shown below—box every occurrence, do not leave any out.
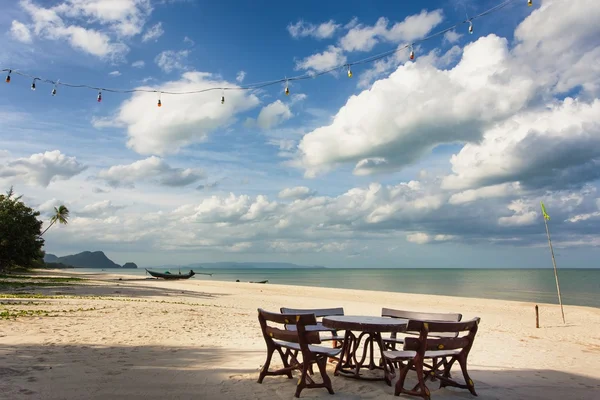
[75,267,600,308]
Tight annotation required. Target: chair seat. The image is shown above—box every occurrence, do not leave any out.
[383,337,405,345]
[383,349,461,361]
[321,334,345,342]
[274,340,343,357]
[286,322,335,332]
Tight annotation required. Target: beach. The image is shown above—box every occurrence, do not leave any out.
[1,270,599,400]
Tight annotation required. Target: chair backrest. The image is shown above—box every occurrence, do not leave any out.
[382,308,462,338]
[280,307,344,319]
[258,308,321,346]
[403,317,481,354]
[381,308,462,322]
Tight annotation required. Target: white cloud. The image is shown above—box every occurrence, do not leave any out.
[297,35,534,177]
[155,49,190,72]
[183,36,195,46]
[443,30,462,44]
[15,0,154,60]
[287,19,340,39]
[278,186,316,200]
[295,45,346,73]
[339,10,443,52]
[236,70,246,83]
[10,20,33,43]
[0,150,86,187]
[97,156,205,188]
[498,200,538,227]
[131,60,145,68]
[406,232,431,244]
[77,200,126,218]
[449,183,523,205]
[109,70,121,76]
[103,71,260,155]
[256,100,293,130]
[141,21,163,42]
[443,98,600,191]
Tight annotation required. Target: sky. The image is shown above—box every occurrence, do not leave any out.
[1,0,599,269]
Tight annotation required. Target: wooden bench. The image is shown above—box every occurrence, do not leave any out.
[257,308,342,398]
[382,318,481,399]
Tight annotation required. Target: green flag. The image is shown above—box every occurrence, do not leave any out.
[540,201,550,221]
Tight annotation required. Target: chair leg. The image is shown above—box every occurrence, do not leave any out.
[258,347,274,383]
[316,356,335,395]
[394,361,411,396]
[413,356,431,400]
[277,347,293,379]
[457,354,477,396]
[295,362,310,398]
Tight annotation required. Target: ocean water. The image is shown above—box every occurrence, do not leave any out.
[78,268,600,308]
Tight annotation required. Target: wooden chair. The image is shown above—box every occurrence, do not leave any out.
[382,318,481,399]
[280,307,345,352]
[257,308,342,398]
[381,308,462,351]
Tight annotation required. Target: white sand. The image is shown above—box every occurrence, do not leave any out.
[1,270,599,399]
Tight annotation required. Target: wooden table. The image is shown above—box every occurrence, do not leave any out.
[322,315,407,385]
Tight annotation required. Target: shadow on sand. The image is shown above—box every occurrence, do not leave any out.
[1,343,598,400]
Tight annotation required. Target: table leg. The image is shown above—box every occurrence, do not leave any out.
[373,331,396,386]
[335,331,395,383]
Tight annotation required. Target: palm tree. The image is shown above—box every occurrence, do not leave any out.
[40,205,70,236]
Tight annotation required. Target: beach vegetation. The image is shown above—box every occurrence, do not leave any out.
[0,187,44,272]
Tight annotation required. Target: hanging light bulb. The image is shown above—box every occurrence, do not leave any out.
[528,0,532,6]
[51,86,57,96]
[284,80,290,96]
[221,89,225,104]
[468,21,474,34]
[31,79,36,91]
[5,70,11,83]
[347,65,352,78]
[409,45,415,60]
[97,91,102,102]
[157,99,162,107]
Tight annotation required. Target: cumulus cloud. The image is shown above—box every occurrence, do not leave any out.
[256,100,293,130]
[103,71,260,155]
[287,20,340,39]
[131,60,145,68]
[0,150,86,187]
[155,49,190,72]
[236,70,246,83]
[141,21,163,42]
[296,1,600,181]
[295,46,346,73]
[13,0,153,59]
[443,98,600,191]
[278,186,316,200]
[97,156,205,188]
[10,20,33,43]
[443,30,462,44]
[297,35,534,177]
[109,70,121,76]
[339,10,443,52]
[76,200,126,218]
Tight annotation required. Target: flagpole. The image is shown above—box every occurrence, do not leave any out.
[541,203,566,324]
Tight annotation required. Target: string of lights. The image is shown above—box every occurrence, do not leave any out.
[1,0,530,106]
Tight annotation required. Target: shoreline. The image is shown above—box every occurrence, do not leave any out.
[2,270,599,399]
[36,268,600,310]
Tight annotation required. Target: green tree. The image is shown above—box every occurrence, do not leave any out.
[40,205,70,236]
[0,187,45,272]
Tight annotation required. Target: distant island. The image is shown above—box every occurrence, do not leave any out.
[44,251,138,269]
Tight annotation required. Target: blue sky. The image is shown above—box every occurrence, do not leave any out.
[1,0,600,268]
